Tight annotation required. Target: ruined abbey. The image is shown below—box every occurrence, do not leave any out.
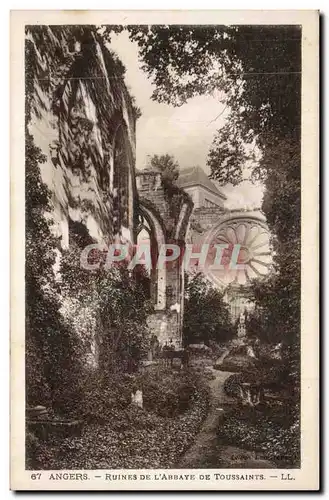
[27,25,272,351]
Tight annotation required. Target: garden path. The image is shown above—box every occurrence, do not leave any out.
[178,365,274,468]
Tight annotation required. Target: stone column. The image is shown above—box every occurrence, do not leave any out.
[136,170,193,347]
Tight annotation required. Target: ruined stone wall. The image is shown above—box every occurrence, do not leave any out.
[136,171,193,347]
[188,206,228,243]
[26,26,139,368]
[26,25,138,248]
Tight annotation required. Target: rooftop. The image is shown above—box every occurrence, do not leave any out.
[177,166,227,200]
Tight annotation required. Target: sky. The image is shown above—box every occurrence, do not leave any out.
[109,31,264,210]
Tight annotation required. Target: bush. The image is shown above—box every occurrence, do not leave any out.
[69,367,206,426]
[188,344,213,356]
[208,341,229,359]
[224,374,244,398]
[184,274,234,345]
[27,368,210,470]
[220,355,258,372]
[60,252,152,376]
[25,431,39,469]
[217,406,300,467]
[25,133,85,414]
[77,372,135,424]
[139,368,200,418]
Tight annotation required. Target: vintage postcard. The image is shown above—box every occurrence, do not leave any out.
[10,10,319,491]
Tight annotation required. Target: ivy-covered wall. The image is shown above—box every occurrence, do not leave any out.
[26,25,138,246]
[25,26,142,402]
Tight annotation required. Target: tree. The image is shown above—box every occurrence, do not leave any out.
[116,24,301,356]
[183,273,234,345]
[120,25,301,180]
[147,154,179,185]
[248,140,301,345]
[102,23,301,460]
[145,153,191,238]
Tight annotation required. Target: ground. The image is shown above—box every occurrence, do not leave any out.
[28,351,295,470]
[178,366,275,469]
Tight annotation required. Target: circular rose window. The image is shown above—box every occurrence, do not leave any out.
[204,216,272,287]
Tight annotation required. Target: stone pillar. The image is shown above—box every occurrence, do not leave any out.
[137,169,193,347]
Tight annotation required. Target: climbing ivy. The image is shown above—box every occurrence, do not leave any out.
[25,131,84,414]
[60,243,152,376]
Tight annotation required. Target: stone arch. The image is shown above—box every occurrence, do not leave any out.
[135,171,194,347]
[137,203,166,311]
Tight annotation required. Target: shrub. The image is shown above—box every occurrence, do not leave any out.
[184,273,234,345]
[217,406,300,467]
[60,251,152,375]
[77,372,135,424]
[208,341,229,359]
[27,368,211,470]
[74,367,206,424]
[138,368,199,418]
[25,431,39,469]
[224,374,244,398]
[25,133,84,414]
[220,355,258,372]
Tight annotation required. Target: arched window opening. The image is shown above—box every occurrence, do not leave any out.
[136,206,167,311]
[137,211,164,305]
[135,216,152,300]
[137,222,151,274]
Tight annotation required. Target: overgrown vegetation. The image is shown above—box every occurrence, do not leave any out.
[25,138,152,415]
[218,346,300,467]
[115,22,301,364]
[147,153,179,185]
[146,153,192,237]
[25,24,151,415]
[26,24,301,470]
[25,132,84,413]
[25,26,211,471]
[120,25,301,465]
[217,405,300,468]
[183,273,234,345]
[60,242,152,377]
[27,368,210,470]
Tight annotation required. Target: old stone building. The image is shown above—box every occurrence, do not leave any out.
[135,165,272,342]
[27,25,195,355]
[26,26,142,370]
[27,25,272,351]
[177,166,226,210]
[177,166,272,323]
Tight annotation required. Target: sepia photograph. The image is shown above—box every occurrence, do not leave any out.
[10,10,319,491]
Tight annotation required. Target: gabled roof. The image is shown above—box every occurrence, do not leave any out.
[177,166,227,200]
